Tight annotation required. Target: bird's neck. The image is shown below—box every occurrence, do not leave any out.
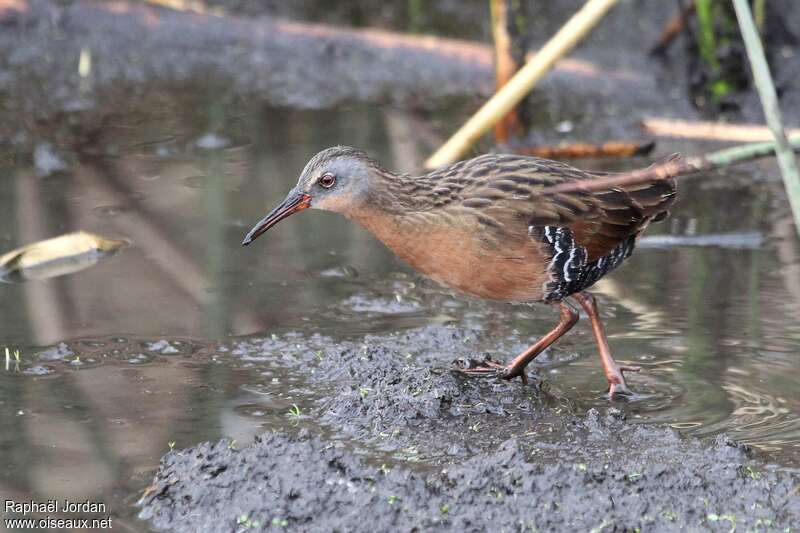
[345,203,434,276]
[366,166,434,212]
[341,166,468,280]
[342,164,438,236]
[343,176,426,248]
[344,201,410,238]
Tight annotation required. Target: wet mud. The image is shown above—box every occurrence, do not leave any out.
[139,324,800,532]
[3,0,799,176]
[0,0,693,154]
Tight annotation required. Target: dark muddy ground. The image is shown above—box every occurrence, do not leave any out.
[140,431,796,532]
[139,325,800,532]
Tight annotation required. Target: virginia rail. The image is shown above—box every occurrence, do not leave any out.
[243,146,677,398]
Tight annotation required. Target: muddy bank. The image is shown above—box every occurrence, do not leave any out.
[2,0,800,158]
[4,0,800,173]
[139,324,800,531]
[0,0,683,154]
[0,0,662,109]
[139,416,800,532]
[0,0,488,110]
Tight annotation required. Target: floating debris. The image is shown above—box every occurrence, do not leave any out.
[23,365,53,376]
[92,205,129,218]
[0,231,128,283]
[195,133,230,150]
[638,231,764,249]
[37,342,74,361]
[554,120,574,133]
[33,142,68,177]
[318,265,359,278]
[146,339,180,354]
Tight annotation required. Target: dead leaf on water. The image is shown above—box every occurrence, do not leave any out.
[0,231,128,283]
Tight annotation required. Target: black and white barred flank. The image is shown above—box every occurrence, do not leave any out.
[534,225,636,302]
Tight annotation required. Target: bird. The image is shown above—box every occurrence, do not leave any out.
[242,146,677,398]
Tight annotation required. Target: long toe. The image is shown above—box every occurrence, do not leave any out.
[453,356,528,384]
[453,356,503,374]
[608,381,634,399]
[605,363,641,399]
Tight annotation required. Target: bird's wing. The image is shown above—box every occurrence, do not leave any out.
[443,154,677,261]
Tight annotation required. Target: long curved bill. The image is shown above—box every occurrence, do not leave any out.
[241,190,311,246]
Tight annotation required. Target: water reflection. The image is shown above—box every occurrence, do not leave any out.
[0,89,799,529]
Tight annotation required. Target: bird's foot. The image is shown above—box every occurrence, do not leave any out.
[453,355,529,384]
[606,364,640,400]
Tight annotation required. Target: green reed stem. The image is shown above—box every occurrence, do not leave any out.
[702,136,800,169]
[732,0,800,236]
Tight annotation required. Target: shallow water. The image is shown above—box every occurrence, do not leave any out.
[1,85,799,529]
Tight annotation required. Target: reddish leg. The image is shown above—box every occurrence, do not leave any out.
[457,302,579,384]
[571,292,640,398]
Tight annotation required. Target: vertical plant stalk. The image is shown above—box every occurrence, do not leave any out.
[733,0,800,236]
[490,0,521,143]
[752,0,766,33]
[694,0,719,70]
[649,0,696,56]
[693,0,737,104]
[425,0,619,169]
[407,0,424,33]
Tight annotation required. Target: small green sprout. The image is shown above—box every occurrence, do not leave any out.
[4,348,21,371]
[387,495,398,505]
[228,440,238,450]
[359,387,371,399]
[440,504,450,514]
[576,463,587,472]
[270,517,287,527]
[706,513,736,530]
[167,441,176,451]
[743,465,762,480]
[236,514,262,528]
[287,404,303,418]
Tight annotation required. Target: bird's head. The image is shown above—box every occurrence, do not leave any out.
[241,146,376,245]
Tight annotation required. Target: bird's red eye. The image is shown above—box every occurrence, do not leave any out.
[319,173,336,189]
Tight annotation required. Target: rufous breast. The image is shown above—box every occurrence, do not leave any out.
[350,208,549,302]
